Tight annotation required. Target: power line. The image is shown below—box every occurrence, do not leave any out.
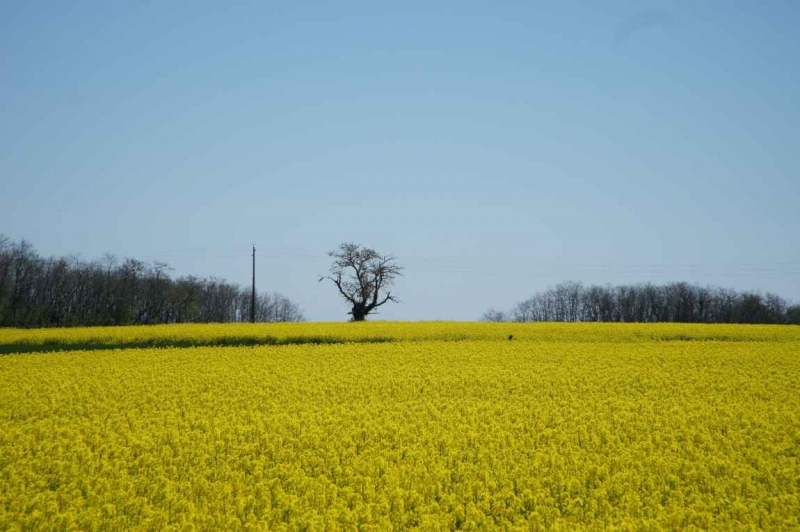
[251,245,256,324]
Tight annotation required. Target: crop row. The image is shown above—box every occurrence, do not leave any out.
[2,322,799,353]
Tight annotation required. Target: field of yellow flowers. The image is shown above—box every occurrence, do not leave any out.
[1,323,799,530]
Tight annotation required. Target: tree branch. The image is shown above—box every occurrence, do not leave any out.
[319,272,357,305]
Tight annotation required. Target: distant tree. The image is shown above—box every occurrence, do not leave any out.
[238,290,305,323]
[489,281,798,325]
[320,243,402,321]
[0,237,304,327]
[481,308,507,322]
[0,235,12,320]
[787,304,800,325]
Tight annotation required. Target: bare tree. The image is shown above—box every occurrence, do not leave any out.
[490,281,799,325]
[481,308,507,322]
[0,237,305,327]
[787,304,800,325]
[320,243,402,321]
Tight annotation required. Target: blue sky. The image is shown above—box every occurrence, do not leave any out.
[2,0,798,320]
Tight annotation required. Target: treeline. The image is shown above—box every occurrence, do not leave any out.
[483,281,800,324]
[0,236,304,327]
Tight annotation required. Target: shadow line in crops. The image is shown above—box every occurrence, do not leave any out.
[0,336,397,354]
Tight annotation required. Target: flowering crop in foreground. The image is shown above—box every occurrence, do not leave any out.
[0,331,798,529]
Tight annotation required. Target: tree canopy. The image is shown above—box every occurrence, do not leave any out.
[320,243,402,321]
[0,236,304,327]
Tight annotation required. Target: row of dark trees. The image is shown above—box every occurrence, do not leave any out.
[0,236,304,327]
[483,281,800,324]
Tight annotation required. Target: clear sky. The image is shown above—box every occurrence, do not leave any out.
[2,0,799,321]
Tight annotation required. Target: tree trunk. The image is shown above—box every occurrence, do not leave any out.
[351,305,367,321]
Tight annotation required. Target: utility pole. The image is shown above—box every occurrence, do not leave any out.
[250,245,256,323]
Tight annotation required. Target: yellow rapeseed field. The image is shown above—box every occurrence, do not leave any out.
[1,323,798,530]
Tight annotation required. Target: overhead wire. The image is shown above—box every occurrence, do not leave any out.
[78,243,800,281]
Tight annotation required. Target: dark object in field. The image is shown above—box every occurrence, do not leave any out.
[508,334,514,341]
